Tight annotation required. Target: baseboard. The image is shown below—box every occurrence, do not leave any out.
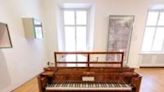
[140,66,164,68]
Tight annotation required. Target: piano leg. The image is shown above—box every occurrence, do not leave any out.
[131,76,142,92]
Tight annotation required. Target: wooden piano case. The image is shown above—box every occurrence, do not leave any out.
[38,52,142,92]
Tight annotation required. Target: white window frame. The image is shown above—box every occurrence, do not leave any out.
[141,10,164,54]
[62,8,89,51]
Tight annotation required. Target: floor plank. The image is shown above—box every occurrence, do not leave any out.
[12,78,40,92]
[136,68,164,92]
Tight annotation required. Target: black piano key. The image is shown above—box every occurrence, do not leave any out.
[116,81,120,87]
[95,83,98,87]
[77,83,80,87]
[113,81,118,87]
[58,83,61,87]
[64,82,67,87]
[102,83,106,87]
[64,83,66,87]
[76,83,78,87]
[91,83,93,87]
[75,83,77,87]
[119,81,123,87]
[88,83,91,87]
[71,83,73,87]
[97,83,99,87]
[120,80,127,87]
[107,82,112,87]
[101,83,104,87]
[77,83,79,87]
[69,83,71,87]
[121,83,127,87]
[56,83,58,87]
[63,83,66,87]
[52,84,54,87]
[103,83,107,87]
[61,83,64,87]
[82,83,85,87]
[64,83,67,87]
[98,82,100,87]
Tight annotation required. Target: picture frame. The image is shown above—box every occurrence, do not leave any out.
[107,15,134,63]
[0,22,12,48]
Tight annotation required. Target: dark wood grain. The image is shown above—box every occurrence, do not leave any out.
[38,52,142,92]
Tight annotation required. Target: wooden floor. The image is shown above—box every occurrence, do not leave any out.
[136,68,164,92]
[13,68,164,92]
[12,77,40,92]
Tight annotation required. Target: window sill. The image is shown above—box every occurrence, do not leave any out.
[140,52,164,55]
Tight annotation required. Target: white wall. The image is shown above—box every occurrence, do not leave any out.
[41,0,164,68]
[0,0,46,91]
[1,0,164,91]
[41,0,59,63]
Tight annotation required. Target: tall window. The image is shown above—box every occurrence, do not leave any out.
[142,10,164,52]
[64,10,88,51]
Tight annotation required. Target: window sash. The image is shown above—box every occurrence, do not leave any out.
[63,9,88,51]
[142,10,164,53]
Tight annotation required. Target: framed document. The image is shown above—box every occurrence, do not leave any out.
[0,22,12,48]
[107,15,134,63]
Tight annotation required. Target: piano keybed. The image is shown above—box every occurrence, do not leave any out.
[38,52,142,92]
[46,81,132,91]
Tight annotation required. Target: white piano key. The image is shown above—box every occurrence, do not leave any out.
[46,82,132,91]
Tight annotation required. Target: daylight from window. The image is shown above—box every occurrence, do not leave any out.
[142,11,164,53]
[64,10,87,51]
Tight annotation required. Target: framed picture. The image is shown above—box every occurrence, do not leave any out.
[0,22,12,48]
[107,15,134,63]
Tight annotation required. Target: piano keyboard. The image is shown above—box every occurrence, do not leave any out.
[46,82,132,91]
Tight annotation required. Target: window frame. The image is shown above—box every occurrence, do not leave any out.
[62,8,89,51]
[141,10,164,54]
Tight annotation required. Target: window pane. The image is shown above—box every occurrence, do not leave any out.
[152,27,164,51]
[158,12,164,26]
[65,26,75,51]
[65,55,76,61]
[77,55,87,61]
[146,11,159,26]
[76,26,87,51]
[64,11,75,25]
[34,19,41,25]
[35,27,43,39]
[76,11,87,25]
[142,27,155,52]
